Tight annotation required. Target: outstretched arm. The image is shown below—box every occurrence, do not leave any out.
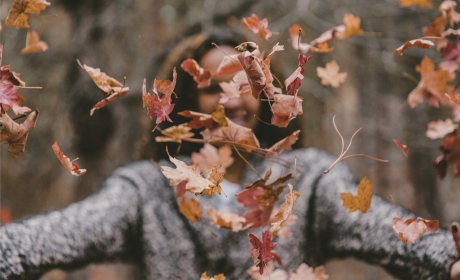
[0,174,141,280]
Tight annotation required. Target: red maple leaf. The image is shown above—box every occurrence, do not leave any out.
[285,54,312,96]
[143,71,176,125]
[248,230,281,275]
[434,133,460,178]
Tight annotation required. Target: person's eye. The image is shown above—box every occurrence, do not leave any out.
[200,84,222,95]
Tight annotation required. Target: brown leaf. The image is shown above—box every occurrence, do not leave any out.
[155,124,194,143]
[426,118,458,139]
[199,166,224,198]
[270,184,300,239]
[423,16,447,38]
[316,60,347,88]
[267,130,300,155]
[52,142,86,176]
[20,30,49,55]
[181,59,211,88]
[0,109,39,158]
[177,196,203,223]
[5,0,50,29]
[235,42,259,53]
[77,59,127,97]
[340,177,373,214]
[241,14,272,41]
[439,1,460,27]
[191,144,234,174]
[215,55,243,77]
[393,39,434,55]
[336,14,364,40]
[271,94,303,128]
[207,208,248,232]
[237,52,266,99]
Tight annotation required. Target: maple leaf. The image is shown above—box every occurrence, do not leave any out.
[426,118,458,139]
[340,177,373,214]
[398,0,432,8]
[207,208,249,232]
[0,109,39,158]
[215,54,243,77]
[0,84,30,116]
[423,16,447,38]
[200,272,226,280]
[237,52,266,99]
[407,56,455,108]
[336,14,364,40]
[289,263,329,280]
[241,14,272,41]
[393,39,434,56]
[143,75,175,124]
[5,0,51,29]
[434,133,460,178]
[391,217,439,244]
[440,37,460,74]
[181,59,211,88]
[316,60,347,88]
[20,30,48,55]
[393,139,408,157]
[267,130,300,155]
[248,230,279,275]
[439,1,460,27]
[178,110,214,129]
[271,94,303,128]
[177,196,203,223]
[248,261,288,280]
[218,81,250,104]
[191,144,234,174]
[200,119,260,151]
[198,166,224,198]
[52,142,86,176]
[161,154,212,194]
[155,124,194,143]
[269,184,300,239]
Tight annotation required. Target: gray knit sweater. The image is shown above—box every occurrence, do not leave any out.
[0,148,457,280]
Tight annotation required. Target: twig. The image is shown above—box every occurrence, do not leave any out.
[389,195,401,218]
[233,146,263,180]
[402,72,419,84]
[16,86,42,89]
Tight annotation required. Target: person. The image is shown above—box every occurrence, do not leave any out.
[1,30,460,280]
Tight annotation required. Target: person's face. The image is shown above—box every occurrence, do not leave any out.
[198,46,260,130]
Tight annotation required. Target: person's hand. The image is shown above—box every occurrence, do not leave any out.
[450,222,460,280]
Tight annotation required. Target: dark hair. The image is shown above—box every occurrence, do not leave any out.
[138,30,305,161]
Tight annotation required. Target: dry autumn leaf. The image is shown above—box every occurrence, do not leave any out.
[5,0,51,29]
[177,196,203,223]
[0,109,39,158]
[434,133,460,178]
[289,24,310,53]
[426,118,458,139]
[393,39,434,55]
[215,54,243,77]
[316,60,347,88]
[267,130,300,155]
[20,30,49,55]
[181,59,211,88]
[191,144,234,174]
[200,272,225,280]
[218,81,250,104]
[336,14,364,40]
[237,52,266,99]
[271,94,303,128]
[398,0,432,8]
[143,69,176,125]
[248,230,280,275]
[270,184,300,239]
[241,14,272,41]
[207,208,248,232]
[439,0,460,27]
[199,166,224,198]
[340,176,373,214]
[248,261,288,280]
[393,139,409,157]
[52,142,86,176]
[290,263,329,280]
[155,124,194,143]
[391,217,439,244]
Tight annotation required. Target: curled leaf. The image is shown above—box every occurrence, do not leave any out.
[6,0,51,29]
[393,139,408,157]
[393,39,434,55]
[271,94,303,128]
[267,130,300,155]
[0,109,39,158]
[181,59,211,88]
[207,208,248,232]
[52,142,86,176]
[269,184,300,239]
[241,14,272,41]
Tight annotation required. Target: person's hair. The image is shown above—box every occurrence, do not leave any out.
[138,29,305,161]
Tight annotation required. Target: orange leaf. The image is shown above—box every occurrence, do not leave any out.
[336,14,364,40]
[199,166,224,198]
[200,272,225,280]
[393,38,434,55]
[52,142,86,176]
[393,139,408,157]
[340,177,373,214]
[316,60,347,88]
[20,30,49,55]
[241,14,272,41]
[181,59,211,88]
[177,196,203,223]
[207,208,248,232]
[155,124,194,143]
[267,130,300,155]
[6,0,50,29]
[398,0,433,8]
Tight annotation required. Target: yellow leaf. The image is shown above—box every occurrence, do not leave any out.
[340,177,373,214]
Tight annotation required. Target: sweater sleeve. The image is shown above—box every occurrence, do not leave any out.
[308,161,458,280]
[0,173,142,280]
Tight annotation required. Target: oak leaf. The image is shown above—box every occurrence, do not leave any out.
[393,139,408,157]
[52,142,86,176]
[316,60,347,88]
[241,14,272,41]
[155,124,194,143]
[0,109,39,158]
[391,217,439,244]
[207,208,248,232]
[289,263,329,280]
[270,184,300,239]
[393,39,434,55]
[177,196,203,223]
[340,177,373,214]
[181,59,211,88]
[426,118,458,139]
[5,0,50,29]
[20,30,48,55]
[398,0,432,8]
[191,144,234,174]
[248,230,279,275]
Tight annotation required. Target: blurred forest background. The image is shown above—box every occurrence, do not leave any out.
[0,0,458,279]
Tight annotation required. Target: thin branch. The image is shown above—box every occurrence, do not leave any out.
[389,195,401,218]
[233,145,263,180]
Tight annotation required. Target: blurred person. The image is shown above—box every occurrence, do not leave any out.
[1,31,460,280]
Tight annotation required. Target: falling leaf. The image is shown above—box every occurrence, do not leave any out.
[271,94,303,128]
[200,272,225,280]
[191,144,234,174]
[241,14,272,41]
[316,60,347,88]
[398,0,432,8]
[248,230,280,275]
[393,139,409,157]
[440,38,460,74]
[235,42,259,53]
[181,59,211,88]
[423,16,447,38]
[290,263,329,280]
[248,261,288,280]
[391,217,439,244]
[177,196,203,223]
[336,14,364,40]
[267,130,300,155]
[237,52,266,99]
[340,177,373,214]
[155,124,194,143]
[52,142,86,176]
[270,184,300,239]
[20,30,48,55]
[207,208,248,232]
[434,133,460,178]
[143,76,175,124]
[407,56,455,108]
[0,109,39,158]
[426,118,458,139]
[90,87,130,116]
[5,0,51,29]
[218,81,249,104]
[199,166,224,198]
[161,154,212,194]
[215,54,243,77]
[439,1,460,27]
[200,119,260,151]
[178,110,214,129]
[285,54,312,96]
[0,205,12,225]
[393,39,434,55]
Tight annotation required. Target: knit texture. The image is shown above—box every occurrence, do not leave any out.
[0,148,457,280]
